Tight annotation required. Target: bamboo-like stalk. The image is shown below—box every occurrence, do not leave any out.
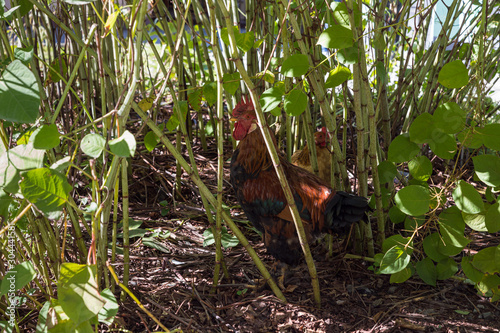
[217,0,320,307]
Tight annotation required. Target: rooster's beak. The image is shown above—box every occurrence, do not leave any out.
[229,117,237,122]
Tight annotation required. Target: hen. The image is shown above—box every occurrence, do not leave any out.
[229,96,369,286]
[291,127,331,184]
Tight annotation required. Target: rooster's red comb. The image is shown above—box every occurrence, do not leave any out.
[233,95,254,116]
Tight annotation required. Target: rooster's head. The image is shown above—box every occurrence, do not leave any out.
[231,96,257,140]
[314,127,330,148]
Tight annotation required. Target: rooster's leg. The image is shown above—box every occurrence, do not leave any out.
[271,261,289,290]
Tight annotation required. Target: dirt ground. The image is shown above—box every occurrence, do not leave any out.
[107,141,500,333]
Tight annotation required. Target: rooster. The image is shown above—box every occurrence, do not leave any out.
[291,127,331,184]
[229,96,369,287]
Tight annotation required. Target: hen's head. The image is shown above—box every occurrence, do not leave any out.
[231,96,257,140]
[314,127,329,148]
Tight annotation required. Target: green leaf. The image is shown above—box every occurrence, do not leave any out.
[477,124,500,151]
[473,154,500,187]
[30,124,60,149]
[437,258,458,280]
[166,101,189,132]
[0,151,21,193]
[81,134,106,158]
[337,47,359,64]
[409,113,435,144]
[428,132,457,159]
[462,212,488,232]
[97,288,119,325]
[0,262,36,296]
[485,202,500,233]
[203,227,239,249]
[144,131,159,152]
[461,256,484,283]
[221,26,255,53]
[416,257,437,286]
[256,70,275,84]
[20,168,72,216]
[109,130,136,157]
[317,26,354,49]
[187,88,202,111]
[222,72,240,96]
[387,133,420,163]
[388,206,406,224]
[283,89,307,116]
[408,156,432,182]
[58,263,105,325]
[281,54,309,77]
[457,127,482,149]
[7,142,45,170]
[203,81,217,107]
[62,0,97,4]
[423,232,448,262]
[0,60,40,124]
[379,245,411,274]
[325,65,351,88]
[390,266,413,284]
[259,87,282,112]
[438,60,469,89]
[433,102,467,134]
[438,206,470,250]
[377,161,398,184]
[472,247,500,274]
[394,185,430,216]
[452,180,484,214]
[382,235,413,255]
[14,46,34,64]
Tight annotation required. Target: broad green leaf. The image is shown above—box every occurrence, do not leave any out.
[144,131,159,152]
[325,65,351,88]
[222,72,240,96]
[283,89,307,116]
[187,88,202,111]
[409,113,435,144]
[462,212,488,232]
[387,133,420,163]
[337,46,359,64]
[433,102,467,134]
[235,30,255,53]
[394,185,430,216]
[438,60,469,89]
[461,256,483,283]
[379,245,411,274]
[416,257,437,286]
[388,206,406,224]
[259,87,283,112]
[473,154,500,187]
[81,134,106,158]
[423,232,448,262]
[14,46,34,64]
[485,202,500,233]
[452,180,484,214]
[30,124,60,149]
[404,215,425,231]
[0,190,13,217]
[428,131,457,159]
[408,156,432,181]
[256,70,275,84]
[97,289,119,325]
[438,207,470,249]
[7,142,45,171]
[0,60,40,124]
[457,127,482,149]
[317,26,354,49]
[0,151,21,193]
[20,168,72,215]
[477,124,500,151]
[0,262,36,296]
[377,161,398,184]
[202,81,217,107]
[58,263,105,325]
[390,266,413,284]
[281,54,309,77]
[166,101,188,131]
[109,130,136,157]
[203,227,239,249]
[472,247,500,274]
[437,258,458,280]
[382,235,413,255]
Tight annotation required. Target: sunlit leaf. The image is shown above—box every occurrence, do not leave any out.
[109,130,136,157]
[438,60,469,89]
[452,180,484,214]
[317,25,354,49]
[281,54,309,77]
[387,133,420,163]
[283,89,307,116]
[394,185,430,216]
